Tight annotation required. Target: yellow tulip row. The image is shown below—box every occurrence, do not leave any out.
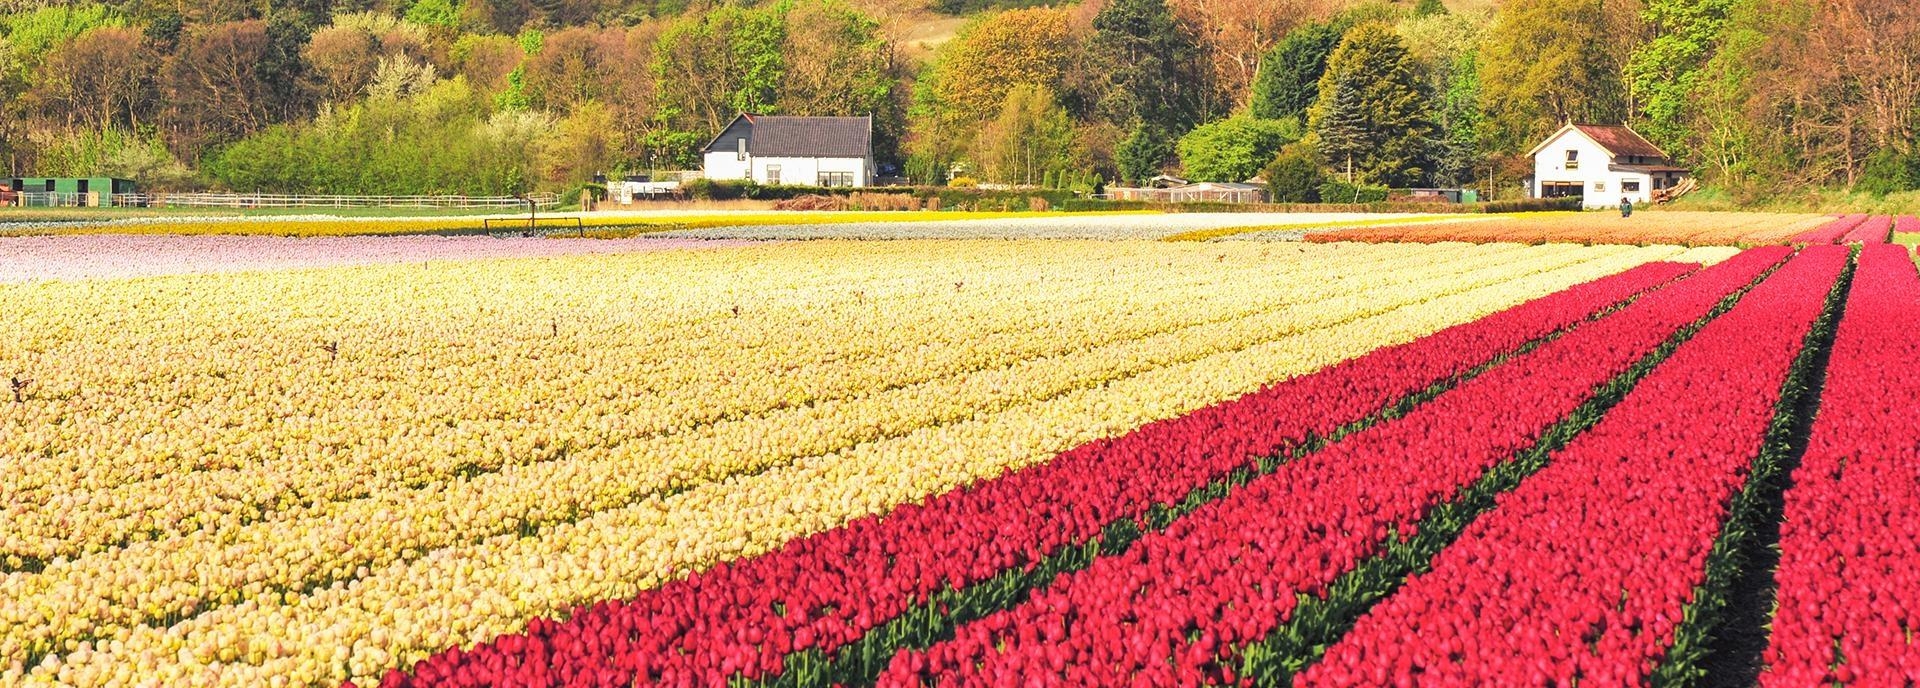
[4,241,1683,686]
[0,241,1486,560]
[3,241,1543,668]
[2,239,1334,498]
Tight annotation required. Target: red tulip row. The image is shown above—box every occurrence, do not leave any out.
[1840,215,1901,244]
[368,261,1702,688]
[1299,245,1847,687]
[870,248,1789,687]
[1762,244,1920,686]
[1792,214,1875,244]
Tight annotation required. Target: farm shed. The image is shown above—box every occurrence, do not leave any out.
[701,114,874,188]
[1107,181,1269,204]
[6,176,137,207]
[1528,124,1690,209]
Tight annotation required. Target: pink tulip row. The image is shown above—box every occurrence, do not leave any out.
[1840,216,1905,244]
[1797,216,1889,247]
[368,262,1702,688]
[1762,244,1920,686]
[1299,245,1846,687]
[869,249,1788,687]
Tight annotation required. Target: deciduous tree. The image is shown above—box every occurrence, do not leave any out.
[974,84,1077,185]
[1176,114,1295,181]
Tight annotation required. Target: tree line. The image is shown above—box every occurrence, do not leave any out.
[0,0,1915,201]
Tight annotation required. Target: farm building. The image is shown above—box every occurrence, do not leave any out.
[1528,124,1690,209]
[702,114,873,188]
[6,176,137,206]
[1108,180,1269,204]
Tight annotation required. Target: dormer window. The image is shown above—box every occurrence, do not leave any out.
[1566,150,1580,170]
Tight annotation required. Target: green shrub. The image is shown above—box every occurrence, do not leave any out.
[1264,143,1325,203]
[1318,179,1390,203]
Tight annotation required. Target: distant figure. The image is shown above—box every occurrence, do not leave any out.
[1619,197,1634,218]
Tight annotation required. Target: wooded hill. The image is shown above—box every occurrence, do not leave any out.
[0,0,1915,203]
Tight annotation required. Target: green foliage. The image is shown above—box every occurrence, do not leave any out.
[1264,142,1324,203]
[29,127,193,188]
[1309,23,1437,187]
[1115,124,1173,186]
[652,3,787,130]
[1413,0,1448,17]
[1627,0,1736,159]
[1432,52,1484,186]
[930,0,1051,16]
[1318,178,1390,203]
[1477,0,1629,154]
[207,79,542,195]
[1250,22,1345,122]
[403,0,461,30]
[0,3,121,69]
[1857,148,1920,197]
[1087,0,1207,134]
[973,84,1077,185]
[1175,115,1297,183]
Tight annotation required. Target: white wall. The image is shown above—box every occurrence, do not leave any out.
[754,157,868,187]
[1534,131,1615,208]
[704,152,871,187]
[703,151,752,182]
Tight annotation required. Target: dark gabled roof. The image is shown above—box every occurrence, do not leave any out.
[701,114,872,158]
[1609,164,1690,174]
[1526,123,1673,163]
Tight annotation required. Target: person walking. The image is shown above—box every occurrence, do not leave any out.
[1619,197,1634,218]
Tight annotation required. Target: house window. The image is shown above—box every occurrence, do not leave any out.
[765,164,781,185]
[737,138,748,162]
[818,171,855,187]
[1623,180,1642,193]
[1594,181,1607,193]
[1565,150,1580,170]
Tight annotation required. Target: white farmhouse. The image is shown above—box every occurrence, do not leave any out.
[1528,123,1690,209]
[701,114,874,187]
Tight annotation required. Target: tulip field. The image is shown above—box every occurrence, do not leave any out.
[1,227,1916,687]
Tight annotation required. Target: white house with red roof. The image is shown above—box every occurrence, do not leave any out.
[1528,123,1691,209]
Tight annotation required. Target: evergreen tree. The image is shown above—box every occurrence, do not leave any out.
[1414,0,1449,17]
[1087,0,1207,135]
[1115,123,1172,185]
[1249,22,1344,122]
[1308,23,1437,187]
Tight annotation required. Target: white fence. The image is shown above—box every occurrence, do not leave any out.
[101,193,562,210]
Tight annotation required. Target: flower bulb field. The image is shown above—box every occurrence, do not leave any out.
[0,222,1916,688]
